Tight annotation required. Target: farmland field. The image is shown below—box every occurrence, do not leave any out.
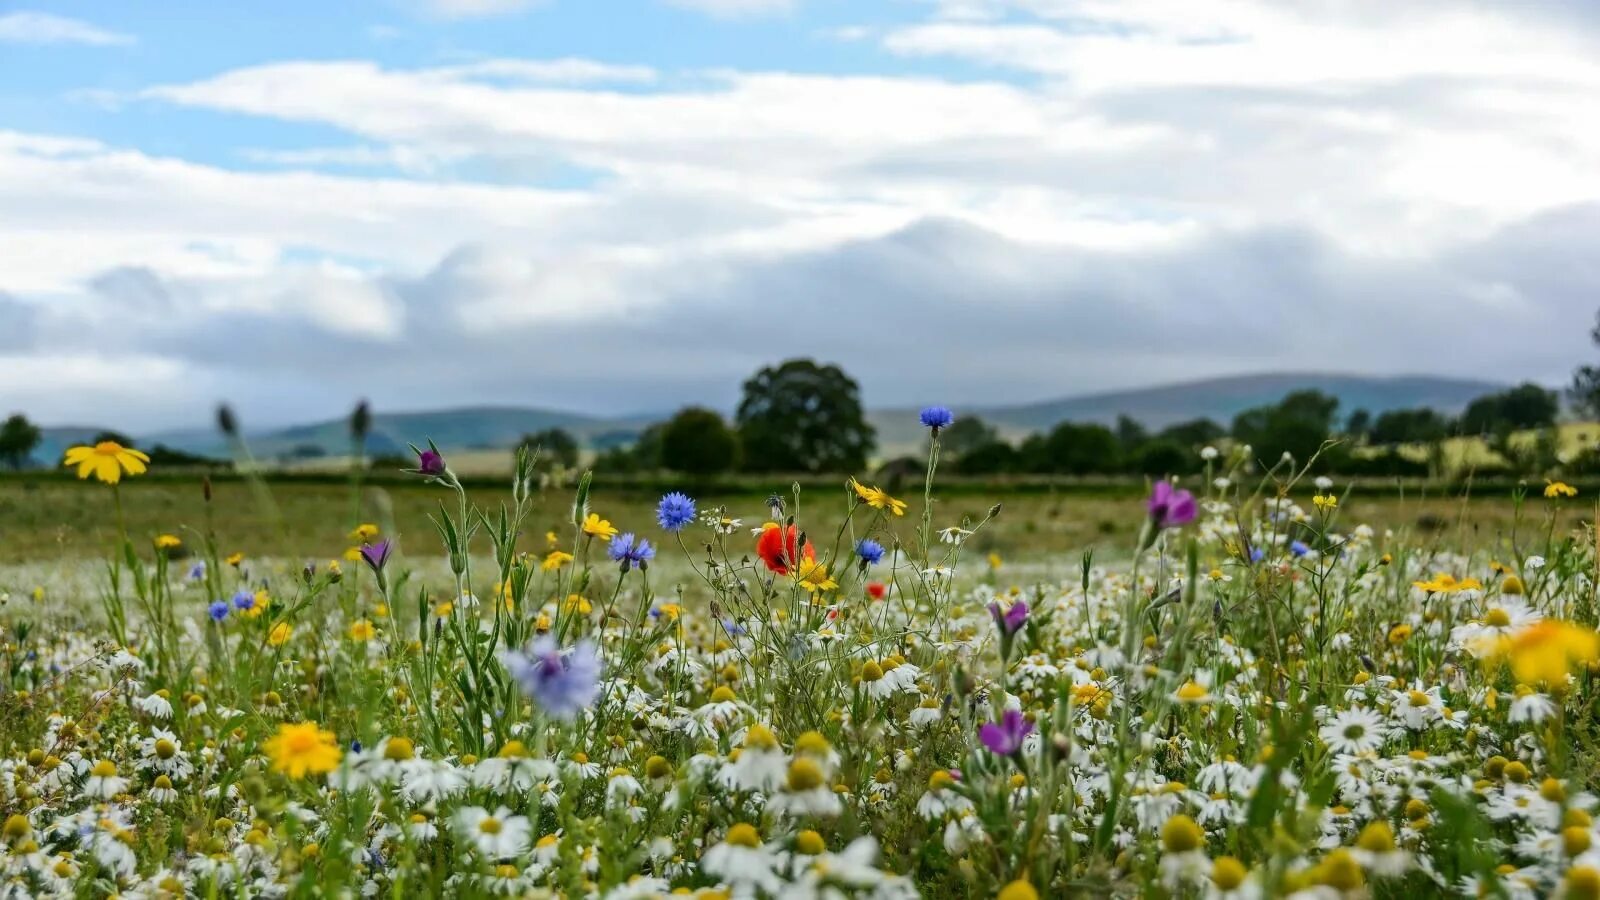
[5,439,1600,899]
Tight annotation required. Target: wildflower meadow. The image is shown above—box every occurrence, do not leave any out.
[4,415,1600,900]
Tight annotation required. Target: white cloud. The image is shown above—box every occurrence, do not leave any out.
[662,0,797,18]
[5,0,1600,428]
[0,11,133,46]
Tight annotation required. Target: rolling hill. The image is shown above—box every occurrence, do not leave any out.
[27,372,1510,465]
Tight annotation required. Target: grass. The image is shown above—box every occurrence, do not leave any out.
[0,474,1586,567]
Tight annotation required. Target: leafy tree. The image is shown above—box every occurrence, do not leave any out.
[659,407,741,476]
[1460,383,1558,435]
[1131,439,1193,476]
[1157,418,1225,449]
[955,440,1018,475]
[1231,390,1341,466]
[1114,415,1148,454]
[736,359,875,474]
[938,416,999,458]
[1033,421,1121,475]
[519,428,580,470]
[0,413,41,469]
[1344,409,1372,439]
[1369,408,1450,445]
[1572,311,1600,418]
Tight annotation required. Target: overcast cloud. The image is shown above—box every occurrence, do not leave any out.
[2,0,1598,430]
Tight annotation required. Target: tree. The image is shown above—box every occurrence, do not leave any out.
[659,407,741,476]
[0,414,41,469]
[955,440,1018,475]
[1572,311,1600,418]
[736,359,875,474]
[519,428,580,470]
[1344,409,1372,439]
[1369,408,1450,445]
[1157,418,1225,449]
[1114,415,1148,454]
[1231,390,1341,466]
[938,416,999,458]
[1131,439,1192,476]
[1034,421,1121,475]
[1460,383,1558,435]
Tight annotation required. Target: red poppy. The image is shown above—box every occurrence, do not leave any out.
[865,581,886,600]
[756,523,813,575]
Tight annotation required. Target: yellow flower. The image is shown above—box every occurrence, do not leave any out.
[1411,573,1482,594]
[348,620,375,642]
[263,722,341,779]
[1388,623,1413,645]
[225,552,244,567]
[987,552,1003,570]
[267,622,293,646]
[1545,480,1578,499]
[849,478,907,516]
[654,601,682,620]
[244,590,270,619]
[154,534,182,550]
[62,441,150,485]
[546,530,560,547]
[343,547,364,562]
[1477,620,1600,687]
[350,523,380,542]
[582,513,618,541]
[796,559,838,594]
[1313,494,1338,511]
[542,550,574,571]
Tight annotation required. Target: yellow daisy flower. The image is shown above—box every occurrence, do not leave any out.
[62,441,150,485]
[263,722,342,779]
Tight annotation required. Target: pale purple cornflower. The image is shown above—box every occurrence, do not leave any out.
[502,637,602,721]
[1147,480,1197,529]
[231,589,256,612]
[988,600,1029,636]
[360,539,392,572]
[978,709,1034,757]
[608,533,655,570]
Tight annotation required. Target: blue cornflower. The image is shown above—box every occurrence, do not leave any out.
[919,406,955,431]
[208,600,229,622]
[187,560,207,582]
[1289,540,1311,558]
[501,637,602,721]
[1249,546,1266,563]
[656,492,697,532]
[231,589,255,611]
[856,538,886,566]
[608,533,656,569]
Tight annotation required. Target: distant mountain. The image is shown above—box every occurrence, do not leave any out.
[143,406,623,461]
[868,373,1507,454]
[33,372,1510,465]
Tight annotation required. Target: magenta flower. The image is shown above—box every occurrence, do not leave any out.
[416,448,446,477]
[988,600,1029,636]
[978,709,1034,757]
[1147,480,1197,529]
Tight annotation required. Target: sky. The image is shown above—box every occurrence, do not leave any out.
[3,0,1600,431]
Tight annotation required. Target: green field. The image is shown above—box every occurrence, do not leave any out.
[0,472,1587,567]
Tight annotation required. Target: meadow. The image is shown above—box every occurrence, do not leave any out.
[3,429,1600,898]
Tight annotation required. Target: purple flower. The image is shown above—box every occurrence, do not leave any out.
[360,539,392,572]
[1147,480,1197,529]
[988,600,1029,636]
[208,600,230,622]
[502,637,602,721]
[416,448,446,477]
[919,406,955,433]
[187,560,207,582]
[656,492,696,532]
[608,533,655,569]
[1289,540,1311,558]
[231,589,256,611]
[978,709,1034,757]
